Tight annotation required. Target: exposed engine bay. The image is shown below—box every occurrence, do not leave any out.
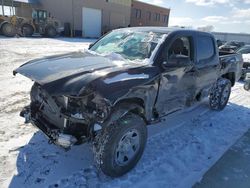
[21,83,110,148]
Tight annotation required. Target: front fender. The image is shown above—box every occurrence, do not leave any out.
[114,83,159,121]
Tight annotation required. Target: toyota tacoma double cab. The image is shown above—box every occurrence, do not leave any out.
[14,27,243,177]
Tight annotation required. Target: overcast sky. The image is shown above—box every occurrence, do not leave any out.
[141,0,250,33]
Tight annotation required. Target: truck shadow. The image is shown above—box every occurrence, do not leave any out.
[8,101,250,188]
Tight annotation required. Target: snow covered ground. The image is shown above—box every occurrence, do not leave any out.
[0,36,250,188]
[243,53,250,64]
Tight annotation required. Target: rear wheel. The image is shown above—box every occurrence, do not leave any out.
[2,23,15,37]
[209,78,231,110]
[244,82,250,91]
[93,112,147,177]
[45,26,57,38]
[22,24,34,37]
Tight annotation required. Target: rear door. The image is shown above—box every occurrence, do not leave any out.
[195,34,220,91]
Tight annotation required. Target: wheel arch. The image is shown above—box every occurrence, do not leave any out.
[111,97,148,124]
[221,72,235,86]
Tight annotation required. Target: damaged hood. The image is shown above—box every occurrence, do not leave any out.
[14,51,147,96]
[14,51,130,84]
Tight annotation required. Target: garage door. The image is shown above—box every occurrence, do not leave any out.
[82,7,102,38]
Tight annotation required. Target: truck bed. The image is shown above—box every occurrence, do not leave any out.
[219,51,243,81]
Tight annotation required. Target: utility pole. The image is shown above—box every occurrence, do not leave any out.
[11,0,14,15]
[71,0,74,37]
[1,0,5,16]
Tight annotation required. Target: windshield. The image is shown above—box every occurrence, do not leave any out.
[90,30,164,61]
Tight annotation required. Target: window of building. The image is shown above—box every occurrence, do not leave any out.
[106,0,132,6]
[0,5,15,16]
[163,15,169,24]
[197,35,215,61]
[154,13,160,22]
[135,9,142,19]
[146,11,151,21]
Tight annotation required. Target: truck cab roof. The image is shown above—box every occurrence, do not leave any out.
[116,26,214,37]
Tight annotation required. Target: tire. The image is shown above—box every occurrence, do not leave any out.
[93,112,147,177]
[244,83,250,91]
[45,26,57,38]
[2,23,15,37]
[209,78,231,110]
[22,24,34,37]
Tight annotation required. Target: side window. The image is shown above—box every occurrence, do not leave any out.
[197,36,215,61]
[168,37,192,59]
[32,10,37,19]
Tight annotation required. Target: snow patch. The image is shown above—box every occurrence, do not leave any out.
[242,53,250,63]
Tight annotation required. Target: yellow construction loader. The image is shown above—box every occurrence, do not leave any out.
[0,9,64,37]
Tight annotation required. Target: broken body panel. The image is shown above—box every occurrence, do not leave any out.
[14,27,243,148]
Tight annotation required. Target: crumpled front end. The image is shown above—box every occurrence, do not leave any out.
[21,83,110,149]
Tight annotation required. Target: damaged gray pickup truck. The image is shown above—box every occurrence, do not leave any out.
[14,27,243,177]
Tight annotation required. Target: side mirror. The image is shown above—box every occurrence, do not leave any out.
[161,55,191,69]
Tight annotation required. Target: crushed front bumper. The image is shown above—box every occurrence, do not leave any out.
[20,103,77,149]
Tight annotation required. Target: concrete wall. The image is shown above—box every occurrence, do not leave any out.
[130,0,170,27]
[15,0,172,37]
[39,0,73,24]
[39,0,131,36]
[15,2,39,18]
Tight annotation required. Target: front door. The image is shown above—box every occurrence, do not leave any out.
[155,36,197,117]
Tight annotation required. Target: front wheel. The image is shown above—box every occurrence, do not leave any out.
[209,78,231,110]
[22,24,34,37]
[45,26,57,38]
[2,23,15,37]
[93,112,147,177]
[244,82,250,91]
